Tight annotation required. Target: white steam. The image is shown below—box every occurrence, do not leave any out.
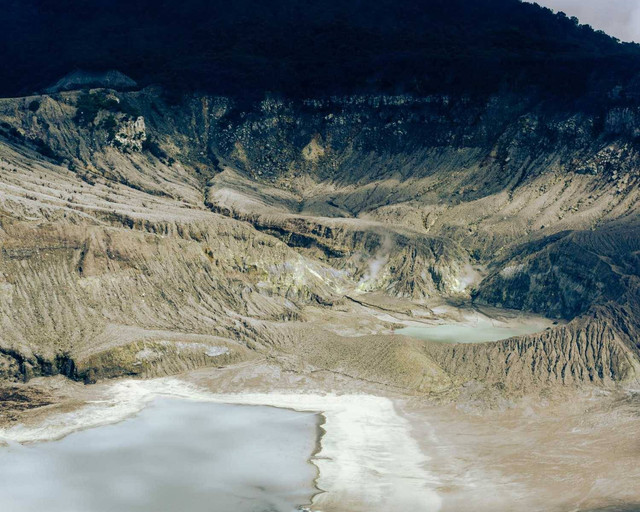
[359,234,393,287]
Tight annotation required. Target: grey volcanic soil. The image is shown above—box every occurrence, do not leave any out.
[0,88,638,394]
[0,85,639,511]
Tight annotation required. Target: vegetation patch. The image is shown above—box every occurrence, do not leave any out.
[33,138,60,161]
[0,122,24,141]
[27,99,40,112]
[73,91,140,127]
[100,114,118,139]
[141,138,167,160]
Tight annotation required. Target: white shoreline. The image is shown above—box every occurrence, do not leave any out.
[0,378,442,512]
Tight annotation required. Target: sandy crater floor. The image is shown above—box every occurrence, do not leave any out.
[1,370,639,512]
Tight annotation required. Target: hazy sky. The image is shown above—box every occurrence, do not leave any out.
[531,0,640,42]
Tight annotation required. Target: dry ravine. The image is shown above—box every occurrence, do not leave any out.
[0,84,639,512]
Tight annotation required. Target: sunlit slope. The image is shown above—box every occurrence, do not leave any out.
[0,89,638,392]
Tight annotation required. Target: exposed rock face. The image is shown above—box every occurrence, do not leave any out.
[113,116,146,151]
[0,87,638,393]
[474,226,639,319]
[427,306,640,392]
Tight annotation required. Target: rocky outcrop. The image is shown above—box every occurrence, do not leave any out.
[0,211,345,383]
[206,187,473,300]
[425,305,640,391]
[0,87,639,392]
[113,116,146,151]
[474,225,640,319]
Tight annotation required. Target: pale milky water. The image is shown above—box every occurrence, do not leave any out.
[396,320,551,344]
[0,398,319,512]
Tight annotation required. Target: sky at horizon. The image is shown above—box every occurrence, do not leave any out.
[530,0,640,42]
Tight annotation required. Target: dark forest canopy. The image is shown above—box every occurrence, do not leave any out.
[2,0,640,99]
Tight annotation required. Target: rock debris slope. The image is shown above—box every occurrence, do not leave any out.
[0,88,638,393]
